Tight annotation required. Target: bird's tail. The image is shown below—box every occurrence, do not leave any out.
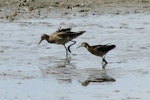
[72,31,85,37]
[77,31,86,35]
[108,45,116,50]
[68,31,85,39]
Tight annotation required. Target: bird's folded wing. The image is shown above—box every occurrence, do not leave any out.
[93,45,108,52]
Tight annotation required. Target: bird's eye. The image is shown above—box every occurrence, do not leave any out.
[41,36,44,39]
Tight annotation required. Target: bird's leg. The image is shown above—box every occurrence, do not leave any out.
[103,58,108,65]
[102,59,106,69]
[102,58,104,69]
[67,41,76,53]
[64,44,68,58]
[65,56,71,64]
[102,56,108,69]
[103,55,108,64]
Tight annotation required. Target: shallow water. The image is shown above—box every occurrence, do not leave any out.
[0,13,150,100]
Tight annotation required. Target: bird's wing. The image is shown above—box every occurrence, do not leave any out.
[56,31,85,40]
[57,32,75,38]
[59,28,71,32]
[55,27,71,33]
[93,45,108,52]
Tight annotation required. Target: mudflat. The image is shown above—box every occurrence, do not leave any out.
[0,0,150,100]
[0,0,150,21]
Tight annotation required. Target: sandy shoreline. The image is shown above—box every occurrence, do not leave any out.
[0,0,150,21]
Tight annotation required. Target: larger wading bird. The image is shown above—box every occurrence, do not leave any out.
[78,42,116,69]
[39,27,85,58]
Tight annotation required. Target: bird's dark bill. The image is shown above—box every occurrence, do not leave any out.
[76,46,82,49]
[38,39,43,46]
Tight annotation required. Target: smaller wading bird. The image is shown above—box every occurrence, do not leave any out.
[38,27,85,58]
[78,42,116,69]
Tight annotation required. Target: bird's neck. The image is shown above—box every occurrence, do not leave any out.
[46,36,55,43]
[44,35,49,42]
[85,44,90,50]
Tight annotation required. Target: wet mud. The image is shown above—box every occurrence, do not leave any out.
[0,0,150,100]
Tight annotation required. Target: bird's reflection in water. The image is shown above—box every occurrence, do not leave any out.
[39,57,78,84]
[39,57,116,85]
[81,69,116,86]
[59,56,71,67]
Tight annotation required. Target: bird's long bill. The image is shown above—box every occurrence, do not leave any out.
[76,46,82,49]
[38,39,43,46]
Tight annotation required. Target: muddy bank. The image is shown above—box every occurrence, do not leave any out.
[0,0,150,21]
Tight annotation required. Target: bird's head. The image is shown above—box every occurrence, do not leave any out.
[38,34,49,45]
[77,42,89,48]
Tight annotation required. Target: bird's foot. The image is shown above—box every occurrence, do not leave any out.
[102,59,108,69]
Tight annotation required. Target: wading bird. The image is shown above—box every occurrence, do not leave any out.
[78,42,116,69]
[39,28,85,58]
